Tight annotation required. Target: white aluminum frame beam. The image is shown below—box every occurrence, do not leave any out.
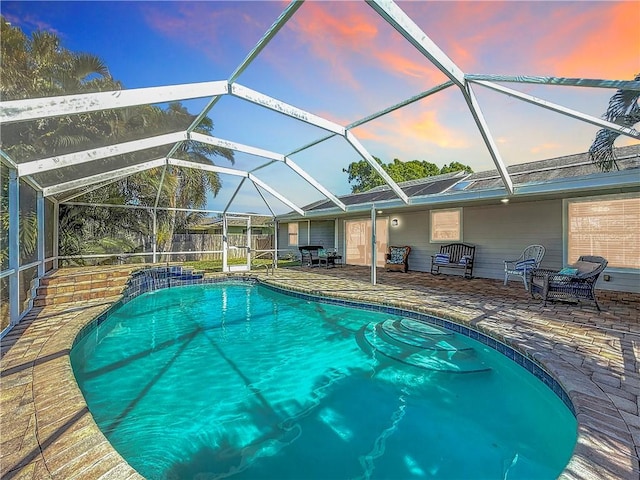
[368,0,513,194]
[190,132,284,162]
[367,0,465,88]
[252,182,276,217]
[42,158,167,197]
[18,132,186,177]
[249,173,305,215]
[224,178,248,214]
[190,132,346,210]
[228,0,303,83]
[231,83,346,135]
[8,169,20,324]
[230,84,407,204]
[288,80,455,157]
[0,81,229,124]
[470,80,640,139]
[168,157,249,177]
[463,84,513,193]
[465,74,640,91]
[346,131,409,203]
[167,158,304,215]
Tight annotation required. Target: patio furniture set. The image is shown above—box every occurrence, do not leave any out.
[300,243,608,310]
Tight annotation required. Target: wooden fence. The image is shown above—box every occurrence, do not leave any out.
[168,234,274,261]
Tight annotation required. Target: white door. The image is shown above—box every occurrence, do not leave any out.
[345,218,388,267]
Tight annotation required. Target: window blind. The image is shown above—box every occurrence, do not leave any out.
[431,209,461,242]
[568,197,640,269]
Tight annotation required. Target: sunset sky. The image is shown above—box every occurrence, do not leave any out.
[3,0,639,214]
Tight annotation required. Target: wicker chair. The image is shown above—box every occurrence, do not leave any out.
[385,246,411,272]
[504,244,545,291]
[530,255,608,311]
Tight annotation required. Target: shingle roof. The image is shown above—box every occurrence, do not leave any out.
[301,144,640,212]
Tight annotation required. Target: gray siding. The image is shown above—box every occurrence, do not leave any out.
[463,200,563,280]
[308,220,335,248]
[277,220,336,258]
[295,198,639,292]
[388,212,429,272]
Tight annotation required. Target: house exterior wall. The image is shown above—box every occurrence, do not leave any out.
[299,197,638,293]
[277,220,335,257]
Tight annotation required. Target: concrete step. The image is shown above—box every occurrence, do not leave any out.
[40,267,135,286]
[33,286,127,307]
[37,277,130,296]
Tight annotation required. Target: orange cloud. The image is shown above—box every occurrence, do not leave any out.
[515,2,639,79]
[353,108,469,155]
[531,143,562,155]
[546,2,639,78]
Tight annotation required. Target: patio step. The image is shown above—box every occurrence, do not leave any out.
[362,322,491,374]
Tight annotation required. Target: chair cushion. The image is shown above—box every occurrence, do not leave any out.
[558,267,579,276]
[459,255,472,265]
[389,247,406,264]
[515,258,537,270]
[434,253,450,264]
[571,261,600,277]
[318,248,326,257]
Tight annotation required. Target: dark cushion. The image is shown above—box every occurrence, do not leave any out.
[570,261,600,277]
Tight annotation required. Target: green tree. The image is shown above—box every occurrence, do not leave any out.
[1,18,234,263]
[343,157,473,193]
[589,73,640,171]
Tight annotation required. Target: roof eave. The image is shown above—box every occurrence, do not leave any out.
[276,169,640,221]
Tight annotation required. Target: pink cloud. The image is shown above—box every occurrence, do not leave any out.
[140,3,271,64]
[3,12,62,37]
[284,2,446,89]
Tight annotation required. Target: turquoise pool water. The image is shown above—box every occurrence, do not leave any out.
[71,282,577,479]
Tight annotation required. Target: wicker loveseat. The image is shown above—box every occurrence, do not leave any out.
[530,255,608,311]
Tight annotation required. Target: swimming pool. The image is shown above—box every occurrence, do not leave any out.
[71,281,577,479]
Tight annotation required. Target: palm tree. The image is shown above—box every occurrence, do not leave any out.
[2,18,235,262]
[589,73,640,171]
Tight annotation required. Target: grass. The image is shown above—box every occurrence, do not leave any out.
[184,258,300,272]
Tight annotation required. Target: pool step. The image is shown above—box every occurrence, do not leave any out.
[398,318,452,336]
[363,323,491,374]
[380,320,472,352]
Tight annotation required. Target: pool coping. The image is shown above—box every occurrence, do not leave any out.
[1,267,638,479]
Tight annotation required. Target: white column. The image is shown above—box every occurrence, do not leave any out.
[246,216,252,270]
[8,169,20,324]
[37,191,45,277]
[273,219,278,269]
[222,215,228,272]
[152,210,157,263]
[52,200,59,269]
[371,205,377,285]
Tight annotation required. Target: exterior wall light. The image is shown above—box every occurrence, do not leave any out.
[391,218,399,227]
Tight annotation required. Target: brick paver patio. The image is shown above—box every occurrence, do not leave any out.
[1,265,638,479]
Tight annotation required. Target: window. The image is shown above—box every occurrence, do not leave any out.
[566,195,639,269]
[288,223,298,246]
[430,208,461,242]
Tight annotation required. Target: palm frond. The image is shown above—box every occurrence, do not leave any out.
[588,73,640,172]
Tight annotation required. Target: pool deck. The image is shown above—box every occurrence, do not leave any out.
[1,265,638,479]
